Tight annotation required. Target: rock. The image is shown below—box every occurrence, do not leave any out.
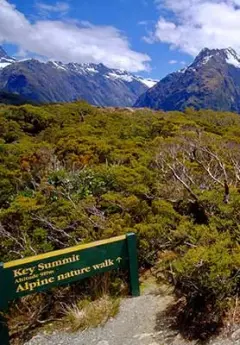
[231,328,240,341]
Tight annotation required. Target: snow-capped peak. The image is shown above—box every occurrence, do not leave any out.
[0,46,158,89]
[50,61,102,75]
[105,69,158,88]
[224,48,240,68]
[0,59,14,69]
[137,77,158,88]
[191,48,217,67]
[50,61,67,71]
[188,47,240,70]
[42,60,158,88]
[0,46,16,69]
[106,71,133,82]
[0,57,16,69]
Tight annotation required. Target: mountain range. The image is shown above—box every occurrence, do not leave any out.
[3,46,240,112]
[0,46,157,107]
[135,48,240,113]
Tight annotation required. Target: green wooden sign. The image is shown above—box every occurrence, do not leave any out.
[0,233,139,345]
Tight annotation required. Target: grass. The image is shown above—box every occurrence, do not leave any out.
[63,295,120,331]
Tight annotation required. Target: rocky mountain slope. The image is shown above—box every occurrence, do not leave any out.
[0,47,157,107]
[135,48,240,112]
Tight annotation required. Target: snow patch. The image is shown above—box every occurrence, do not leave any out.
[178,67,187,73]
[65,63,99,74]
[226,51,240,68]
[0,62,12,69]
[51,61,67,71]
[86,67,99,74]
[138,78,158,88]
[0,57,15,69]
[106,72,158,88]
[107,72,133,82]
[202,55,213,64]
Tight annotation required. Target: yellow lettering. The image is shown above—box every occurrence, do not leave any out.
[37,255,79,271]
[48,277,55,283]
[38,263,45,271]
[57,267,91,282]
[16,283,27,292]
[82,267,91,273]
[57,274,65,281]
[16,277,56,294]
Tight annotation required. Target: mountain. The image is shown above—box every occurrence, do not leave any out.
[0,47,157,107]
[135,47,240,112]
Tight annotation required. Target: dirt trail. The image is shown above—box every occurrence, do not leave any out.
[25,283,240,345]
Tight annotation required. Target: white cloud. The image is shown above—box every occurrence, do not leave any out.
[36,1,70,16]
[152,0,240,56]
[0,0,150,72]
[169,59,178,64]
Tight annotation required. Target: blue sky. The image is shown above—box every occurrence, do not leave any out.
[1,0,240,79]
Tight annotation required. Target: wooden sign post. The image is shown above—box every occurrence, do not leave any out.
[0,233,139,344]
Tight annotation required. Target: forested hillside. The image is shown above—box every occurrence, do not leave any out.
[0,91,35,105]
[1,102,240,341]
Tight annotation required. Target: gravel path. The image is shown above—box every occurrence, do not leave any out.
[25,287,240,345]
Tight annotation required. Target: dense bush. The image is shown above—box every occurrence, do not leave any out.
[1,102,240,340]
